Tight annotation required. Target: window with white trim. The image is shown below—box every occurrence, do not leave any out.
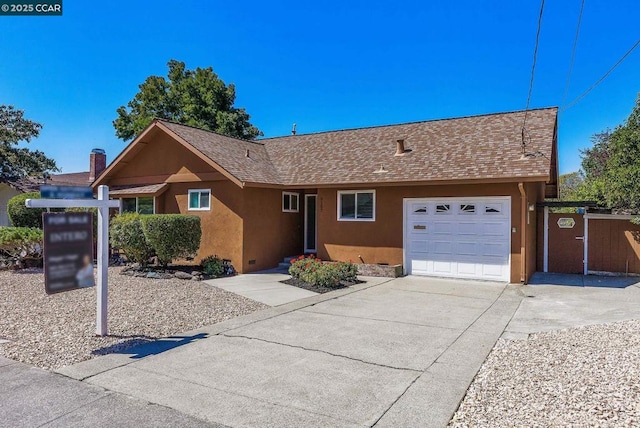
[188,189,211,211]
[338,190,375,221]
[121,197,155,214]
[282,192,299,212]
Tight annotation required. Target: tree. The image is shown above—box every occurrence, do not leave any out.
[603,95,640,212]
[558,172,583,201]
[574,95,640,213]
[113,60,262,141]
[0,105,57,181]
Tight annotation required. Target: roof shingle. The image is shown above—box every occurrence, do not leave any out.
[153,107,557,187]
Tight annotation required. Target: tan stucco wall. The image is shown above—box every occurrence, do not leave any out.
[240,188,304,273]
[315,182,544,283]
[0,184,21,226]
[162,181,244,270]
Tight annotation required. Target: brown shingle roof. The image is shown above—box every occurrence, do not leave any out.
[159,121,281,185]
[261,107,558,186]
[139,108,557,188]
[2,171,93,193]
[48,172,91,186]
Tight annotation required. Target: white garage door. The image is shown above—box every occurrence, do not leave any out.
[404,197,511,282]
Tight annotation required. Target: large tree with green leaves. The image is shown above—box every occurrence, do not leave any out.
[0,105,57,181]
[113,60,262,141]
[572,94,640,212]
[602,95,640,211]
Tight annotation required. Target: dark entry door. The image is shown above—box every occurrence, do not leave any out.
[304,195,317,253]
[548,213,584,274]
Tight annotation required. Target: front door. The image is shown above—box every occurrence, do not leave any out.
[304,195,317,253]
[548,213,584,274]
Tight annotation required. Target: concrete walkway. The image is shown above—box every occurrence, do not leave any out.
[205,271,317,306]
[57,276,518,427]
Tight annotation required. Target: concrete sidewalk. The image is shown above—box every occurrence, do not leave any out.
[0,356,218,427]
[58,276,518,427]
[205,271,317,306]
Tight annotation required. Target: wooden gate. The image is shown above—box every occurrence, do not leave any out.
[540,213,584,274]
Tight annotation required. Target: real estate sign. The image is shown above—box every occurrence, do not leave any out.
[43,212,95,294]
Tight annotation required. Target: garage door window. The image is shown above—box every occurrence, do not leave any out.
[338,190,375,221]
[460,204,476,214]
[435,204,451,214]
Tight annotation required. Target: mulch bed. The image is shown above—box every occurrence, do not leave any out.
[281,277,364,294]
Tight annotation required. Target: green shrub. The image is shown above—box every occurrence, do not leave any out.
[0,226,44,268]
[110,213,155,265]
[201,255,224,277]
[7,192,45,228]
[289,255,358,288]
[140,214,201,266]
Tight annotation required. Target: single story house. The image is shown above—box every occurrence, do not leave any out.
[0,149,107,226]
[93,107,559,283]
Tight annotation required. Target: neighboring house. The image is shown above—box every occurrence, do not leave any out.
[0,149,107,226]
[93,108,558,283]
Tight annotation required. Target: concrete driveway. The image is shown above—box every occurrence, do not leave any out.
[60,276,520,427]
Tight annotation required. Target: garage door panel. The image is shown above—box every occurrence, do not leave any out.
[405,197,511,282]
[455,241,480,256]
[481,264,506,278]
[409,239,428,253]
[432,241,453,255]
[456,262,478,276]
[432,221,453,234]
[433,260,454,275]
[457,222,480,236]
[482,241,509,257]
[482,221,509,236]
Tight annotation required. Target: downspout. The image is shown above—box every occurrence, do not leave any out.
[518,182,527,284]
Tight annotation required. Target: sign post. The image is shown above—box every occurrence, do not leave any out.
[26,185,119,336]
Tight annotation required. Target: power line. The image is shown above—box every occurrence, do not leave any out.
[562,37,640,112]
[522,0,546,153]
[561,0,585,109]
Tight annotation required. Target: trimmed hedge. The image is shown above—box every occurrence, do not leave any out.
[141,215,201,266]
[110,213,155,265]
[0,226,44,268]
[7,192,44,228]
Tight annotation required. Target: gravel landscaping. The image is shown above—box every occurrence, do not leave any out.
[450,319,640,427]
[0,267,267,370]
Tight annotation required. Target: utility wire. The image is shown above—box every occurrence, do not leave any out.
[562,37,640,112]
[561,0,585,109]
[522,0,546,152]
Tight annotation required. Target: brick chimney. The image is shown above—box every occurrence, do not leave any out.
[89,148,106,182]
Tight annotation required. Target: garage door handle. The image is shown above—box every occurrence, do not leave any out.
[575,236,584,240]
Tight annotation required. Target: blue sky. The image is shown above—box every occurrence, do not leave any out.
[1,0,638,175]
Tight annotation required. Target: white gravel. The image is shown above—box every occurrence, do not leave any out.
[0,267,268,370]
[450,319,640,427]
